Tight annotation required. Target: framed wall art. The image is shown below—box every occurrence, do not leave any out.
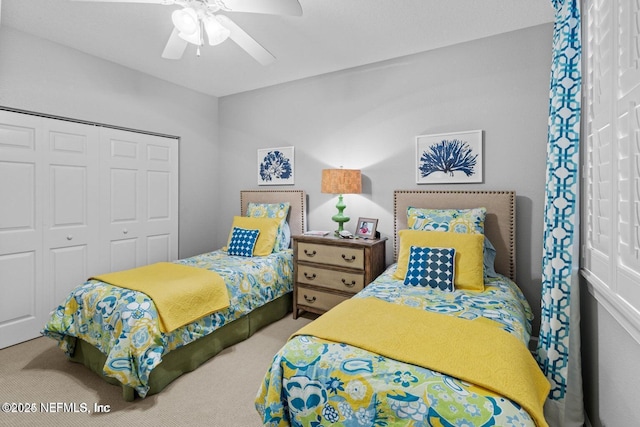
[257,146,294,186]
[415,130,483,184]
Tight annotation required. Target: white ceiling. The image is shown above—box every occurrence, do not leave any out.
[1,0,555,97]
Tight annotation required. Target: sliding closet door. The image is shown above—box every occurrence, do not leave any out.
[42,120,100,307]
[0,111,178,348]
[0,111,45,348]
[100,128,178,273]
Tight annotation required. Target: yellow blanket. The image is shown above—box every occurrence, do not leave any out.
[293,297,550,427]
[92,262,230,333]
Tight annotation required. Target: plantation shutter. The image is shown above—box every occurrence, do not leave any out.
[582,0,640,343]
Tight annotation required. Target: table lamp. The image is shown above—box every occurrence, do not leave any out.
[321,168,362,234]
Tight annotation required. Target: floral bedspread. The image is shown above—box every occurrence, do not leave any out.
[255,266,538,427]
[42,249,293,397]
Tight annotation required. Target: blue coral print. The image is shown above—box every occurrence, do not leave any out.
[260,150,292,182]
[419,139,478,178]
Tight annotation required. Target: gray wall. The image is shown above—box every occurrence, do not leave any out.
[581,278,640,426]
[0,26,220,259]
[218,23,553,336]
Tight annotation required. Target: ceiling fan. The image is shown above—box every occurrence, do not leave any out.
[70,0,303,65]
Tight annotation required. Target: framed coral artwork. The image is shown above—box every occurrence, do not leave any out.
[257,146,294,185]
[415,130,483,184]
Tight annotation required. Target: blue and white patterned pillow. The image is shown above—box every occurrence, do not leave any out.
[403,245,456,291]
[407,207,486,234]
[227,227,260,257]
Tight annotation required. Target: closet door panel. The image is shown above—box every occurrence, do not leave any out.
[43,121,100,306]
[147,174,177,259]
[0,252,39,347]
[109,238,139,272]
[147,234,172,264]
[0,111,44,348]
[101,129,146,272]
[0,113,41,252]
[146,139,178,262]
[101,128,178,272]
[147,170,173,264]
[0,162,37,249]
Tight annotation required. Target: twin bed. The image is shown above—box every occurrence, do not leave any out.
[255,190,550,427]
[43,189,549,426]
[42,190,306,401]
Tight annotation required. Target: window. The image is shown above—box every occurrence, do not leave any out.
[582,0,640,344]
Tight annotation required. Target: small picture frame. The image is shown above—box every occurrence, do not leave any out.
[355,217,378,239]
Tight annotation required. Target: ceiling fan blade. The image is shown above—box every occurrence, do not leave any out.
[161,28,188,60]
[219,0,302,16]
[216,15,275,65]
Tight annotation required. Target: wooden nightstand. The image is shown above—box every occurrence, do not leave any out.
[292,235,387,319]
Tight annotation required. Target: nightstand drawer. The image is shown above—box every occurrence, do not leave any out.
[296,286,350,312]
[297,265,365,293]
[297,242,365,269]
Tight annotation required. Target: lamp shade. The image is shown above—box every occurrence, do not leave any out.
[321,169,362,195]
[204,16,231,46]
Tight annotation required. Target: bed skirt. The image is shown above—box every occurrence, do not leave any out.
[68,292,293,401]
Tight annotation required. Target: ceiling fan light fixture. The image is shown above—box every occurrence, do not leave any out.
[172,8,201,45]
[204,16,231,46]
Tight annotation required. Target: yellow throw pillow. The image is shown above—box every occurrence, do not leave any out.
[246,202,291,251]
[394,230,485,291]
[225,216,281,256]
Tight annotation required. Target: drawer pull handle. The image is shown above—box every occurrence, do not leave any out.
[342,279,356,287]
[303,249,317,257]
[304,272,317,280]
[303,295,316,303]
[342,254,356,262]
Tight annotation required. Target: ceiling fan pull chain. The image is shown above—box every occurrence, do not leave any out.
[197,19,203,56]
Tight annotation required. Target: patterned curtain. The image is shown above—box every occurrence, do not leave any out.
[536,0,584,425]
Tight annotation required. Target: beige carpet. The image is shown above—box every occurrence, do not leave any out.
[0,314,312,427]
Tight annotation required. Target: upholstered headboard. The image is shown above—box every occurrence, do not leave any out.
[393,190,516,280]
[240,190,307,236]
